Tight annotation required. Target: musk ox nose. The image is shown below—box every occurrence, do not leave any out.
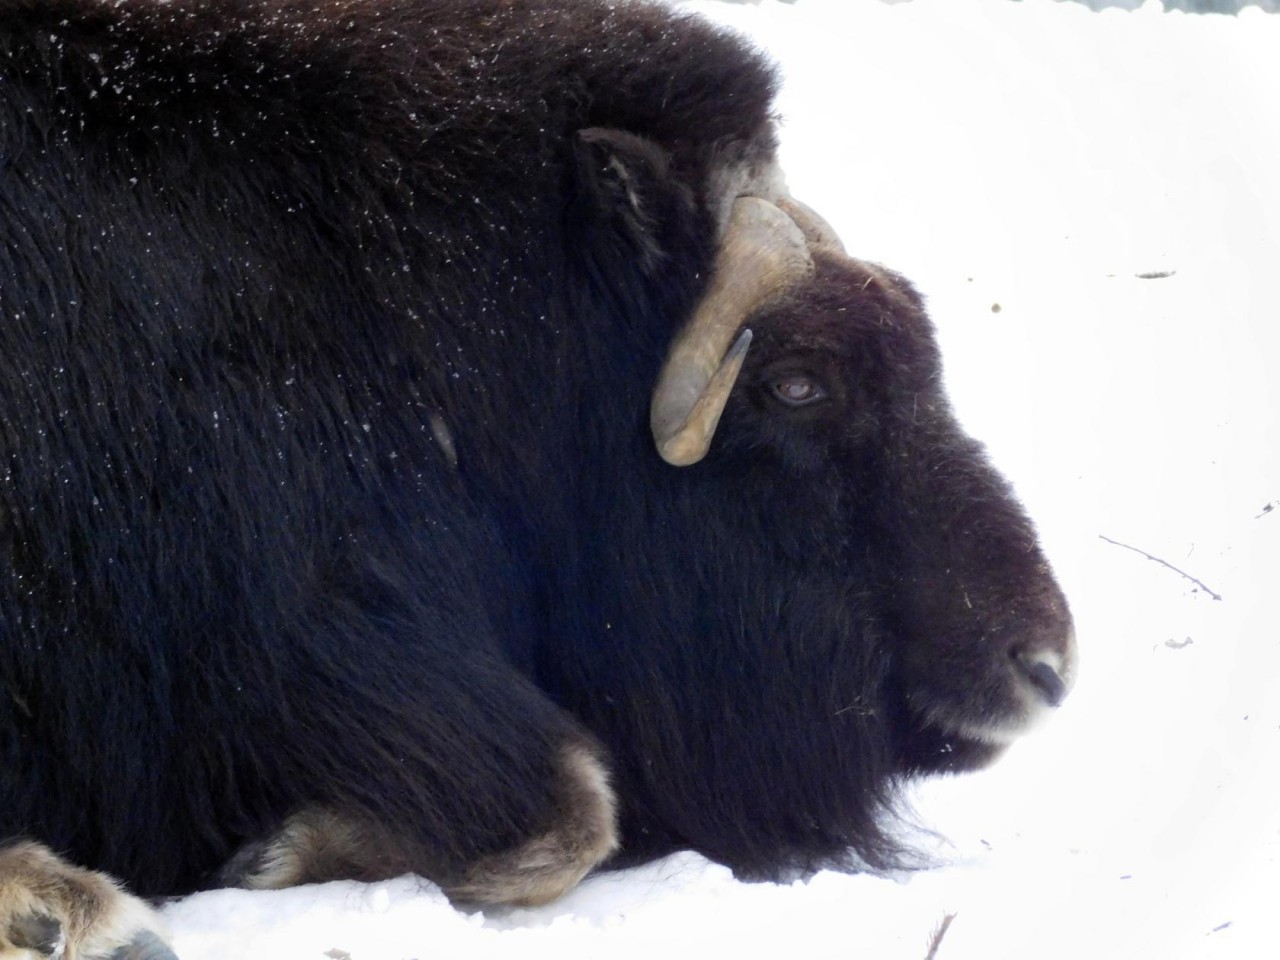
[1010,626,1076,708]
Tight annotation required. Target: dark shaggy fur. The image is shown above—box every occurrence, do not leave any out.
[0,0,1074,918]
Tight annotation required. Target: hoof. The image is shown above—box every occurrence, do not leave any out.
[0,842,178,960]
[109,929,180,960]
[8,912,66,957]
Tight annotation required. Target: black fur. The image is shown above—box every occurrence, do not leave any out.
[0,0,1073,897]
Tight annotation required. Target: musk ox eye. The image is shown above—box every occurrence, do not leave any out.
[771,376,826,407]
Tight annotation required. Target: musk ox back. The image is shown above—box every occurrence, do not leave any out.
[0,0,1075,956]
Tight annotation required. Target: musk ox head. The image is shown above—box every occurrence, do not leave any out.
[657,192,1077,759]
[558,132,1077,876]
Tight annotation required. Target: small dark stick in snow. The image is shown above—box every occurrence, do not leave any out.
[923,912,957,960]
[1098,535,1223,601]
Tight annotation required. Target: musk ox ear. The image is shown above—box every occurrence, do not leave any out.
[573,127,694,274]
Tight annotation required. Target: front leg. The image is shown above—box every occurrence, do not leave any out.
[223,736,618,907]
[445,739,618,905]
[0,842,176,959]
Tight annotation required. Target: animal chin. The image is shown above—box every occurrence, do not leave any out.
[898,716,1010,774]
[928,706,1045,749]
[908,681,1057,753]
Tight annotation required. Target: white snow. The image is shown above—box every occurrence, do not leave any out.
[162,2,1280,957]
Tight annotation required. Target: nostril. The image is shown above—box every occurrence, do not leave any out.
[1024,658,1067,707]
[1012,647,1069,707]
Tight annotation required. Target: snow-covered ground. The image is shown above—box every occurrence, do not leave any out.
[162,2,1280,957]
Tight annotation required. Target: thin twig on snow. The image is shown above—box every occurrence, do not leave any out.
[1098,534,1223,601]
[923,912,957,960]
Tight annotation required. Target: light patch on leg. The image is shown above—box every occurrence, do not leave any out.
[228,745,617,906]
[446,742,619,907]
[230,810,412,890]
[0,842,175,960]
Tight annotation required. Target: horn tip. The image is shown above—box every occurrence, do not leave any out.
[657,435,709,467]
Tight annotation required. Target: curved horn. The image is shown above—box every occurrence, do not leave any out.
[774,196,846,256]
[650,197,814,467]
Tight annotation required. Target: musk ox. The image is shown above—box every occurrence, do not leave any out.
[0,0,1076,956]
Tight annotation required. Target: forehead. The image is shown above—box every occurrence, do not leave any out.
[748,253,939,369]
